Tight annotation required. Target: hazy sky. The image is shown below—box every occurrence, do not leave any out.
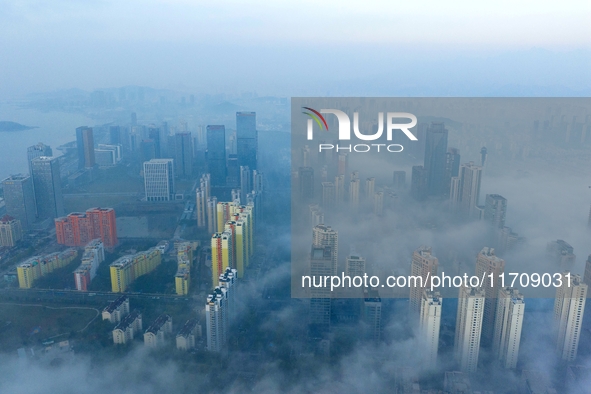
[1,0,590,97]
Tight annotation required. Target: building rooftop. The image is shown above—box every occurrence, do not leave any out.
[146,314,171,334]
[104,295,128,314]
[176,319,198,338]
[114,310,141,331]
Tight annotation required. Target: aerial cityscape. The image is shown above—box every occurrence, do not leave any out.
[0,92,589,393]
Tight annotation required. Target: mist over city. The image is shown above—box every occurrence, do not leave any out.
[1,1,591,393]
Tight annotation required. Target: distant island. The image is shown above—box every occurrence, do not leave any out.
[0,121,38,132]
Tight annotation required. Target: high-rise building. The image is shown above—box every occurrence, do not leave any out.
[17,249,78,289]
[346,254,366,277]
[206,286,228,352]
[0,215,23,247]
[554,272,587,362]
[334,175,345,205]
[312,224,338,275]
[2,174,36,230]
[109,248,161,292]
[170,132,193,177]
[392,171,406,189]
[26,143,52,174]
[492,287,524,369]
[239,166,252,203]
[484,194,507,229]
[365,177,375,199]
[409,246,439,314]
[211,231,233,288]
[363,290,382,342]
[206,125,227,186]
[109,126,121,145]
[455,285,485,373]
[207,197,218,234]
[584,255,591,287]
[445,148,461,195]
[196,188,206,228]
[546,240,576,271]
[337,153,349,176]
[31,156,64,220]
[475,247,505,345]
[55,208,118,248]
[298,167,314,202]
[309,204,324,227]
[143,159,175,202]
[411,165,428,201]
[419,290,442,370]
[321,182,335,209]
[95,144,122,167]
[73,239,105,291]
[309,246,333,333]
[76,126,96,168]
[147,126,162,157]
[424,122,448,197]
[140,139,156,163]
[236,112,257,170]
[450,162,483,219]
[349,178,360,209]
[373,191,384,216]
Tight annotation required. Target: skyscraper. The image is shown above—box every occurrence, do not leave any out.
[236,112,257,170]
[584,255,591,287]
[346,254,366,277]
[546,240,576,271]
[27,143,52,174]
[2,174,36,230]
[76,126,96,169]
[31,156,64,220]
[420,290,442,370]
[554,272,587,362]
[363,290,382,342]
[411,165,428,201]
[475,247,505,345]
[211,231,233,288]
[373,191,384,216]
[206,125,227,186]
[455,285,485,373]
[365,178,375,199]
[349,178,360,209]
[147,126,162,157]
[424,122,448,197]
[143,159,175,202]
[484,194,507,229]
[170,132,193,177]
[312,224,338,275]
[410,246,439,314]
[240,166,252,203]
[492,287,524,369]
[322,182,335,209]
[335,175,345,205]
[298,167,314,202]
[392,171,406,189]
[206,286,228,352]
[450,162,483,219]
[309,246,333,334]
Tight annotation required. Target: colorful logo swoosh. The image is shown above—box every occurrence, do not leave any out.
[302,107,329,131]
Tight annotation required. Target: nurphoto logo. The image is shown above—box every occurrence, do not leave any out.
[302,107,418,152]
